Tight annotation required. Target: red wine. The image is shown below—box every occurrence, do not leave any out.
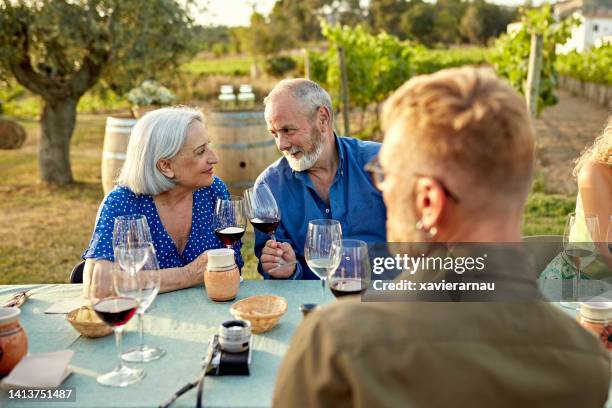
[215,226,245,246]
[330,279,364,298]
[93,297,138,327]
[250,217,280,235]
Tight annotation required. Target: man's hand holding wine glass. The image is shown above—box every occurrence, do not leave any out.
[260,241,297,278]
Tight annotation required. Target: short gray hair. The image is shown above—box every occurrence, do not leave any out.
[264,78,334,123]
[116,106,205,196]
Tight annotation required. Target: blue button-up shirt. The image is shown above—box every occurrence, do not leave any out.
[254,135,387,280]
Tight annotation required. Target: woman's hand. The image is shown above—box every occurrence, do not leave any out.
[184,251,208,287]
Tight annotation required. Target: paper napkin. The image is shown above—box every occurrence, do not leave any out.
[0,350,74,389]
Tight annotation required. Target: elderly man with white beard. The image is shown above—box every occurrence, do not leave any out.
[253,79,387,279]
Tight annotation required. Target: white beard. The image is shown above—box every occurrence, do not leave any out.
[284,141,324,171]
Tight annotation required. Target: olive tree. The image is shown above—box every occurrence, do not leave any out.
[0,0,199,184]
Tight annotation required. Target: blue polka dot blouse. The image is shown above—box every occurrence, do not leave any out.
[83,177,244,270]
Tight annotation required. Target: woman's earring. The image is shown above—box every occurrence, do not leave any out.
[416,220,437,239]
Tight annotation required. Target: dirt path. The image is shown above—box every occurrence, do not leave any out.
[535,89,610,195]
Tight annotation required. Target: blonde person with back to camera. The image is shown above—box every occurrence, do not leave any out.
[82,107,243,295]
[272,67,610,408]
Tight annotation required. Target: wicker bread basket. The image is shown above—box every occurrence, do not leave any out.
[67,306,113,338]
[230,295,288,334]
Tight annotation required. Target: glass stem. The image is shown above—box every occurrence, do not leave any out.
[138,312,145,352]
[321,278,325,292]
[115,327,125,371]
[576,267,581,302]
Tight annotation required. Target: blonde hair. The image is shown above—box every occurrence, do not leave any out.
[116,106,205,195]
[573,115,612,177]
[381,66,535,199]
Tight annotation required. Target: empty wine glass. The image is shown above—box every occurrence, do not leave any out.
[304,219,343,291]
[214,196,246,249]
[117,244,165,363]
[113,215,152,250]
[244,184,280,239]
[328,239,369,298]
[561,212,599,309]
[89,263,144,387]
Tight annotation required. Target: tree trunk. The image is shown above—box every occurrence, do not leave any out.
[39,97,78,185]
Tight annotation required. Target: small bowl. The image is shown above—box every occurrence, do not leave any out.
[230,295,288,334]
[67,306,112,338]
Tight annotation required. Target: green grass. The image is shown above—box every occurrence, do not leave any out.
[180,56,253,76]
[523,192,575,236]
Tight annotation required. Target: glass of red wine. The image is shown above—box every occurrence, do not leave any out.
[561,212,599,310]
[89,263,144,387]
[328,239,369,298]
[244,185,297,273]
[214,196,246,250]
[243,184,280,239]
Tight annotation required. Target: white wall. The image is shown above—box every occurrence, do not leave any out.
[558,14,612,53]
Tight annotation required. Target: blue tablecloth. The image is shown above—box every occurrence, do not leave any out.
[0,282,333,407]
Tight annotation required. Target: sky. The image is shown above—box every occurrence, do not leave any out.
[197,0,555,27]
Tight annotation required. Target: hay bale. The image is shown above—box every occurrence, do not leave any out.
[0,118,26,149]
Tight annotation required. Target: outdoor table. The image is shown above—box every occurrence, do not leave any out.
[0,282,334,407]
[1,282,611,407]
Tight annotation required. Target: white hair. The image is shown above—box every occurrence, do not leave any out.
[116,106,205,196]
[264,78,334,123]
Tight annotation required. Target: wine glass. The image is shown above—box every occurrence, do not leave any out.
[328,239,369,298]
[244,184,280,239]
[244,185,297,272]
[89,263,144,387]
[113,214,152,249]
[561,213,599,309]
[117,244,165,363]
[304,219,343,291]
[214,196,246,249]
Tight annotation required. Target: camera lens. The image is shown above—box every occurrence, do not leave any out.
[219,320,251,353]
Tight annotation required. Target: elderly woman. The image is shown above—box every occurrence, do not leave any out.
[541,115,612,279]
[83,106,243,293]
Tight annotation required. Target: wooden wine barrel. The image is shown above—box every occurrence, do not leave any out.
[207,111,279,195]
[101,116,137,195]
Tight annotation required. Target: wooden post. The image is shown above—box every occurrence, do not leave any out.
[338,46,350,136]
[303,48,310,80]
[525,33,543,118]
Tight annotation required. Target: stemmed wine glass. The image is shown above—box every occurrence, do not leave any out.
[304,219,343,291]
[113,214,152,249]
[116,243,165,363]
[113,215,165,362]
[89,263,144,387]
[561,212,599,309]
[214,196,246,249]
[244,185,281,240]
[244,184,297,271]
[328,239,369,298]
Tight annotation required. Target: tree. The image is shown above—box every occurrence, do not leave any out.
[368,0,410,39]
[0,0,198,185]
[401,2,436,45]
[459,0,517,45]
